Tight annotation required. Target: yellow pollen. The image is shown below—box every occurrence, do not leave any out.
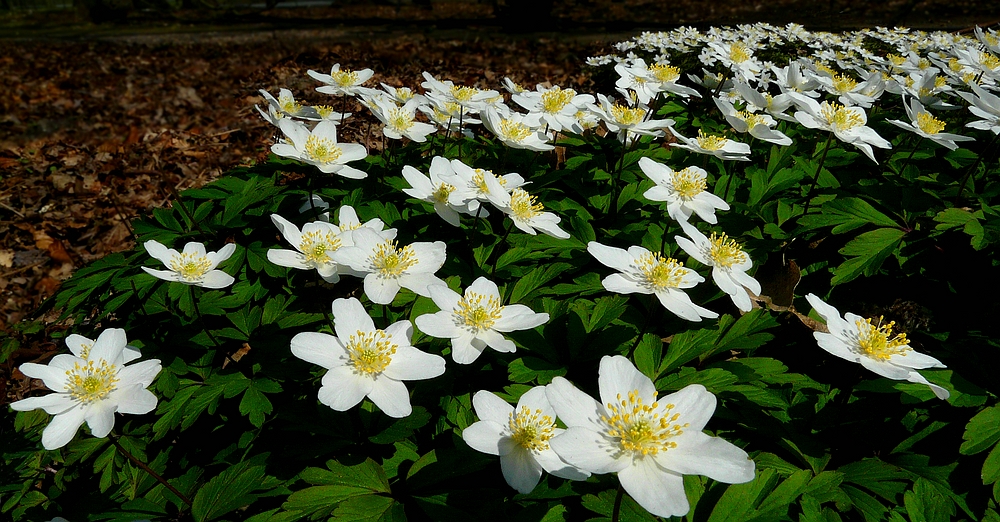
[916,111,946,135]
[387,107,415,131]
[814,62,836,76]
[887,54,906,68]
[708,232,747,268]
[279,94,302,114]
[509,188,544,221]
[820,103,864,131]
[963,72,979,85]
[346,329,397,375]
[832,73,858,93]
[729,43,750,63]
[450,85,480,103]
[636,252,685,290]
[432,182,454,203]
[371,240,417,278]
[650,63,681,83]
[65,360,119,404]
[299,230,341,264]
[739,111,767,128]
[917,58,932,70]
[456,292,503,331]
[602,390,686,456]
[169,252,212,281]
[303,135,344,164]
[499,119,532,142]
[540,87,577,113]
[396,87,414,101]
[982,52,1000,70]
[948,58,963,72]
[856,317,911,361]
[314,105,337,118]
[933,76,947,89]
[78,343,93,360]
[672,167,707,199]
[509,406,556,451]
[696,131,728,151]
[332,69,361,87]
[610,104,646,126]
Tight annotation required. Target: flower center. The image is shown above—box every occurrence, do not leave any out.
[610,104,646,126]
[450,85,480,103]
[820,103,864,131]
[279,93,302,114]
[346,329,397,375]
[65,360,119,404]
[729,43,750,63]
[388,107,415,131]
[471,169,504,196]
[499,119,532,142]
[739,111,767,129]
[636,252,685,290]
[708,232,747,268]
[915,112,945,135]
[541,87,576,113]
[314,105,336,118]
[603,390,687,456]
[887,54,906,68]
[696,131,728,151]
[332,69,360,88]
[395,87,414,101]
[650,64,680,83]
[509,406,556,452]
[832,73,858,93]
[432,182,455,204]
[509,188,544,221]
[671,167,707,199]
[372,240,417,278]
[856,317,911,361]
[299,230,341,265]
[455,291,503,331]
[982,52,1000,70]
[169,252,212,281]
[304,135,344,164]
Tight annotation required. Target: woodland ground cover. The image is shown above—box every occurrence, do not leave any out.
[4,15,1000,522]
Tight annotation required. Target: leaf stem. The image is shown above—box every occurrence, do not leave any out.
[802,132,833,216]
[109,434,193,507]
[611,484,625,522]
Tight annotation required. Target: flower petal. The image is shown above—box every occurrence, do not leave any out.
[89,328,127,364]
[500,448,544,494]
[10,393,76,415]
[598,355,657,409]
[655,431,755,483]
[333,298,376,340]
[618,458,689,518]
[116,359,162,389]
[367,378,412,418]
[317,366,373,411]
[545,377,607,433]
[291,332,348,369]
[548,426,628,474]
[662,384,717,432]
[462,419,507,455]
[533,447,590,480]
[41,406,87,450]
[85,400,117,438]
[365,274,401,305]
[115,386,159,415]
[382,345,445,381]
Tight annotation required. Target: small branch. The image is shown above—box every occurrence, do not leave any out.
[109,435,193,507]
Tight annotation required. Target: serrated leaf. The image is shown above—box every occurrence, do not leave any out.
[831,228,904,285]
[960,405,1000,455]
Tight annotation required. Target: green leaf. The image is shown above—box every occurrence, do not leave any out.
[960,405,1000,455]
[831,228,905,285]
[509,263,573,303]
[798,197,900,234]
[580,488,657,521]
[192,455,277,522]
[330,494,405,522]
[508,356,567,385]
[239,379,281,428]
[983,441,1000,485]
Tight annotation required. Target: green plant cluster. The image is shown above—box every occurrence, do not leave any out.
[4,24,1000,522]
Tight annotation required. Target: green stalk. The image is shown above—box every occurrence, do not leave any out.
[801,132,833,216]
[110,434,192,507]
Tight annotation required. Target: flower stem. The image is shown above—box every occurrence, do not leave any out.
[611,484,625,522]
[109,434,193,507]
[164,182,205,234]
[802,132,833,216]
[489,219,515,277]
[895,137,921,176]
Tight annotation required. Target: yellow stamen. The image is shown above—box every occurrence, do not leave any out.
[509,406,556,451]
[169,252,212,281]
[456,292,503,331]
[696,131,728,151]
[346,329,397,375]
[65,360,119,404]
[650,63,681,83]
[672,167,707,199]
[820,102,864,131]
[509,188,544,221]
[299,230,341,264]
[540,87,577,113]
[708,232,747,268]
[610,104,646,126]
[432,183,455,204]
[602,390,686,456]
[636,252,685,290]
[304,135,344,164]
[916,111,945,135]
[371,240,417,278]
[856,317,911,361]
[499,119,532,142]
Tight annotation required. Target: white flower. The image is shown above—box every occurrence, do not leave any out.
[793,99,890,163]
[401,157,477,227]
[450,160,525,215]
[482,107,554,151]
[462,387,590,493]
[370,97,437,143]
[591,94,674,143]
[638,158,729,224]
[271,119,368,178]
[11,329,162,450]
[511,84,595,133]
[804,294,949,400]
[333,205,396,241]
[713,97,793,146]
[415,277,549,364]
[257,88,321,123]
[546,356,755,518]
[586,242,717,322]
[887,98,975,150]
[308,64,374,97]
[485,180,571,239]
[141,240,235,289]
[675,227,760,312]
[420,71,498,113]
[291,298,446,418]
[958,82,1000,135]
[669,128,752,161]
[333,229,447,305]
[267,214,356,283]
